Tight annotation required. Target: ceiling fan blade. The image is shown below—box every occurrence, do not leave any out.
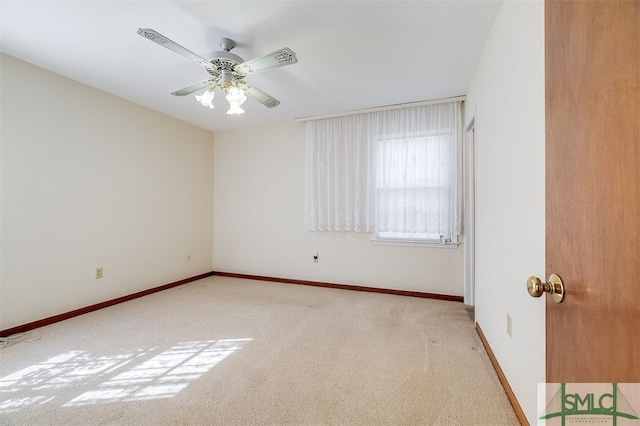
[137,28,217,75]
[171,79,216,96]
[235,47,297,75]
[237,81,280,108]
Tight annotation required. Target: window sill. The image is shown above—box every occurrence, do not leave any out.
[371,238,459,249]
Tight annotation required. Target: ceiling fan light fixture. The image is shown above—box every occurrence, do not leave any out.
[219,70,234,91]
[195,88,215,109]
[225,87,247,115]
[137,30,296,115]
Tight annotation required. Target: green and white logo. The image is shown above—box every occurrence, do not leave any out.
[538,383,640,425]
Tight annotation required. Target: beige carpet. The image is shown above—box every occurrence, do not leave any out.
[0,276,518,425]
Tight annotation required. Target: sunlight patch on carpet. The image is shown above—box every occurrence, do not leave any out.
[0,338,252,412]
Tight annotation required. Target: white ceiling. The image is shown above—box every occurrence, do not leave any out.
[0,1,501,133]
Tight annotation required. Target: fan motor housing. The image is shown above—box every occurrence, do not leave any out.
[207,51,246,78]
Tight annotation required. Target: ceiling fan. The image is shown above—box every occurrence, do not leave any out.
[137,28,298,114]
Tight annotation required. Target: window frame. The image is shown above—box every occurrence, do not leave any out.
[372,128,459,246]
[372,233,460,248]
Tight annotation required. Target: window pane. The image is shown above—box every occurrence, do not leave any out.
[376,133,453,240]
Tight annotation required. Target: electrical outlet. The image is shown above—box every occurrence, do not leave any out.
[506,313,512,337]
[313,251,319,263]
[96,267,103,279]
[186,254,191,261]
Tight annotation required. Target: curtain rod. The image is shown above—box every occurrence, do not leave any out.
[293,95,466,123]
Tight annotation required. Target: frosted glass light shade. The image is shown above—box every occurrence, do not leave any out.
[195,89,215,109]
[225,87,246,115]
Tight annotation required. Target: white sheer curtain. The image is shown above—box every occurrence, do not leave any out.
[374,102,461,240]
[305,101,461,240]
[305,114,373,231]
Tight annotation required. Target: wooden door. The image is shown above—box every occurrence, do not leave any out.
[545,0,640,382]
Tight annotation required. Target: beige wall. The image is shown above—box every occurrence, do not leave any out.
[213,122,464,295]
[0,54,214,330]
[465,1,545,423]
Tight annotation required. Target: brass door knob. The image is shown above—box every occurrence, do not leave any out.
[527,274,565,303]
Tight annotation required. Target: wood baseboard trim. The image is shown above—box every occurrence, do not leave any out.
[0,271,215,337]
[476,322,528,426]
[213,271,464,302]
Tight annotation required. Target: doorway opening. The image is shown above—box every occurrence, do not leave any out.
[464,117,477,306]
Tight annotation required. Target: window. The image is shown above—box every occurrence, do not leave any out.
[305,100,461,246]
[375,131,456,243]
